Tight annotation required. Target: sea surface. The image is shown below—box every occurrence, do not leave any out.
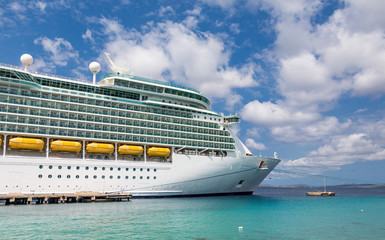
[1,185,384,239]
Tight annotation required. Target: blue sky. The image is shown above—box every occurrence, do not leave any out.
[1,0,385,186]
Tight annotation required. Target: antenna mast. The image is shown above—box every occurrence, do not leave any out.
[104,52,129,74]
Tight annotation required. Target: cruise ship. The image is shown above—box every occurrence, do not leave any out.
[0,54,280,197]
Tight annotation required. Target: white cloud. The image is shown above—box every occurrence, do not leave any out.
[28,58,54,73]
[183,16,199,29]
[241,0,385,150]
[229,23,240,34]
[34,1,47,12]
[247,127,261,138]
[271,117,351,143]
[340,0,385,32]
[356,118,385,146]
[159,6,175,17]
[272,1,385,101]
[82,29,93,42]
[278,52,351,107]
[283,133,385,172]
[98,17,258,108]
[241,100,319,127]
[9,2,26,12]
[245,138,267,150]
[185,5,202,16]
[34,37,79,66]
[201,0,237,10]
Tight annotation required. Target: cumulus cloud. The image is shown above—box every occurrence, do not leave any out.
[283,133,385,172]
[246,138,267,150]
[34,37,79,66]
[98,15,258,108]
[271,117,351,143]
[241,0,385,150]
[241,100,319,127]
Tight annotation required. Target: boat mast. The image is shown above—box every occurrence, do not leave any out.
[323,178,326,192]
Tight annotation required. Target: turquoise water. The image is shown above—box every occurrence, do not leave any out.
[1,190,385,239]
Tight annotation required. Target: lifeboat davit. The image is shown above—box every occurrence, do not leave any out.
[51,140,82,152]
[118,145,143,155]
[9,137,44,150]
[147,147,170,157]
[86,142,114,154]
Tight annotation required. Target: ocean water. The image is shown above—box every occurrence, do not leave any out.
[1,186,385,240]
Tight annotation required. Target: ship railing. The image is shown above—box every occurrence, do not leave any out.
[0,62,91,84]
[102,72,200,93]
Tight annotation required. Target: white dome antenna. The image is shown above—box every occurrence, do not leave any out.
[89,61,101,85]
[20,54,33,71]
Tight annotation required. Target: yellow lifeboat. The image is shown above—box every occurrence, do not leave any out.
[9,137,44,150]
[86,142,114,154]
[50,140,82,152]
[118,145,143,155]
[147,147,170,157]
[0,137,2,147]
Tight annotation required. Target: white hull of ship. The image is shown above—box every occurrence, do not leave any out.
[0,154,280,197]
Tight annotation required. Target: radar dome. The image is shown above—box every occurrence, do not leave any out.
[89,61,101,74]
[20,54,33,67]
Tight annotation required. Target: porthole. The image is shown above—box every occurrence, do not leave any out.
[133,176,136,179]
[125,168,129,171]
[94,167,97,170]
[102,167,105,171]
[154,169,157,172]
[67,166,71,170]
[67,175,70,179]
[146,176,150,179]
[154,176,157,180]
[147,168,150,172]
[58,175,62,178]
[133,168,136,171]
[110,176,113,179]
[110,167,113,171]
[76,166,80,170]
[140,168,143,171]
[117,176,121,179]
[85,166,89,170]
[49,165,53,169]
[39,165,43,169]
[118,167,121,171]
[58,166,62,170]
[102,175,105,179]
[125,176,128,179]
[76,175,79,179]
[85,175,89,179]
[48,174,52,178]
[93,175,97,179]
[140,176,143,179]
[38,174,43,178]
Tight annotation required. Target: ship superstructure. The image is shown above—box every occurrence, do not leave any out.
[0,54,280,197]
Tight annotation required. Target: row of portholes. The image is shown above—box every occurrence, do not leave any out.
[38,165,157,172]
[38,174,156,180]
